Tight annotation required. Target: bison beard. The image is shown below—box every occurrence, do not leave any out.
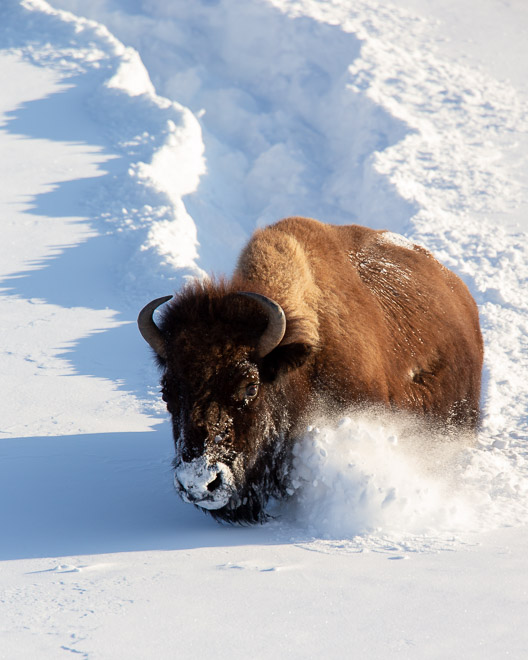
[138,217,484,524]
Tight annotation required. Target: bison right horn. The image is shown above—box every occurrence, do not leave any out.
[137,295,173,359]
[237,292,286,358]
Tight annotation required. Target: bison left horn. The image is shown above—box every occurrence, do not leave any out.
[237,292,286,358]
[137,295,173,359]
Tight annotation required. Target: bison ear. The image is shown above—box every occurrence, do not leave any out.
[261,342,313,381]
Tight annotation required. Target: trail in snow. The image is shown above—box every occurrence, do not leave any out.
[50,0,416,272]
[3,0,528,550]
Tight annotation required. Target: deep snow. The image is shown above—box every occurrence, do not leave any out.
[1,0,528,658]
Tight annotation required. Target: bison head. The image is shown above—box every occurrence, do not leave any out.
[138,281,313,522]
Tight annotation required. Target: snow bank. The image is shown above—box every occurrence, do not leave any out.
[5,0,207,302]
[50,0,413,274]
[0,0,210,435]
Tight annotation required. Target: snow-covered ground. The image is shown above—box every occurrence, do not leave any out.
[1,0,527,657]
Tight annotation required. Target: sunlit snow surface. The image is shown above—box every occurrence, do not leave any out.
[1,0,528,657]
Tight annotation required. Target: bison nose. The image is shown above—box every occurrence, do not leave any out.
[174,458,234,510]
[206,472,223,493]
[174,469,221,495]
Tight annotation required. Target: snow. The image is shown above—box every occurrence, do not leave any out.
[1,0,528,657]
[379,231,417,250]
[174,457,235,510]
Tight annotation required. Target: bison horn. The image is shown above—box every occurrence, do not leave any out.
[237,292,286,358]
[137,295,173,359]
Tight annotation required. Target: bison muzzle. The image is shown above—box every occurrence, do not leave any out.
[138,217,483,523]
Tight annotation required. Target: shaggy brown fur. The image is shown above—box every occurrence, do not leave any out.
[154,217,483,522]
[234,217,483,423]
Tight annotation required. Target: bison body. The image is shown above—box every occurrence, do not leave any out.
[138,217,483,522]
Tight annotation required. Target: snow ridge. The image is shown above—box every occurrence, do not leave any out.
[6,0,206,301]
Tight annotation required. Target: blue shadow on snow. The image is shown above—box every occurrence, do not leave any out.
[0,427,276,561]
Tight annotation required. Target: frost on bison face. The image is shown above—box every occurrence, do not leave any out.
[138,217,484,523]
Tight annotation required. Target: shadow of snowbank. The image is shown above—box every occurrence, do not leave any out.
[0,428,273,560]
[0,1,205,413]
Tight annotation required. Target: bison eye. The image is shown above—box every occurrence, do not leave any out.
[245,382,259,399]
[161,387,178,414]
[235,377,260,403]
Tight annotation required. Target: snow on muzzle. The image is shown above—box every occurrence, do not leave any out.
[174,457,235,510]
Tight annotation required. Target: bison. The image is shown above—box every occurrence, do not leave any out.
[138,216,483,523]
